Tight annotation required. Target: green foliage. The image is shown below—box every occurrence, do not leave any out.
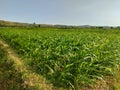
[0,27,120,89]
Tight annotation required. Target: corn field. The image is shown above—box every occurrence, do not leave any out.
[0,27,120,89]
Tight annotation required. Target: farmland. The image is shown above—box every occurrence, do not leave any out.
[0,27,120,89]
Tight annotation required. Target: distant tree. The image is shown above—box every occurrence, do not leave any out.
[110,27,113,29]
[98,27,103,29]
[38,24,41,27]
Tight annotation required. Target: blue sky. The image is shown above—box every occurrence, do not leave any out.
[0,0,120,26]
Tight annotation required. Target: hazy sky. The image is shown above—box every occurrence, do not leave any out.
[0,0,120,26]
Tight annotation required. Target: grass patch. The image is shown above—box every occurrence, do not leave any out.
[0,47,26,90]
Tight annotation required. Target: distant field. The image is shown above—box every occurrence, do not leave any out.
[0,27,120,89]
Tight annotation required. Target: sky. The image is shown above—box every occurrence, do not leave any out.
[0,0,120,26]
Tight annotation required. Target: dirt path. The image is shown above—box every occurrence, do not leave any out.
[0,39,53,90]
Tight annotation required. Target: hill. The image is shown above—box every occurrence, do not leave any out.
[0,20,118,29]
[0,20,31,27]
